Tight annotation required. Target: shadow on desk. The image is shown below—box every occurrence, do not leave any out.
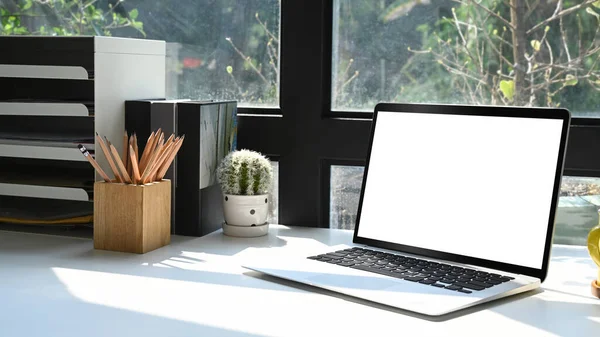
[245,270,600,335]
[243,271,545,322]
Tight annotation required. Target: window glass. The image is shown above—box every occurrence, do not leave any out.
[330,165,364,229]
[331,166,597,246]
[556,176,600,245]
[332,0,600,116]
[0,0,280,107]
[268,161,279,224]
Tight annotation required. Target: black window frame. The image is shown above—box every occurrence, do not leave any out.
[237,0,600,228]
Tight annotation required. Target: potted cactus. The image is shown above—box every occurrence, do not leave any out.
[216,149,274,237]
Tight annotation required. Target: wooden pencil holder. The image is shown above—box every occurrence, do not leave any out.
[93,180,171,254]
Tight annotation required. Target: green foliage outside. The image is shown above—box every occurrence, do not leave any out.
[0,0,144,36]
[335,0,600,114]
[4,0,597,114]
[0,0,278,106]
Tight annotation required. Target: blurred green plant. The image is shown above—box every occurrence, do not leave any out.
[0,0,144,36]
[225,10,279,105]
[400,0,600,108]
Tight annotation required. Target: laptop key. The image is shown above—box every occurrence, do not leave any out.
[458,289,472,294]
[404,276,425,282]
[469,280,493,288]
[338,261,355,267]
[351,264,403,279]
[439,278,455,284]
[431,283,445,288]
[326,260,342,265]
[498,276,513,282]
[429,276,442,281]
[445,285,462,291]
[453,282,484,291]
[487,279,502,285]
[419,279,437,285]
[324,255,343,260]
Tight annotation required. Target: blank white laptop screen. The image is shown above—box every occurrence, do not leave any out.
[356,110,565,270]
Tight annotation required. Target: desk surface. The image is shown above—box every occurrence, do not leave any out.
[1,225,599,337]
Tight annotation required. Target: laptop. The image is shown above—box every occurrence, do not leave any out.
[243,103,571,316]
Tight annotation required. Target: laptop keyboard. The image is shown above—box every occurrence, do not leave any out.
[307,247,514,294]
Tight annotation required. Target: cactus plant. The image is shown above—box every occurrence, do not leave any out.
[217,149,273,196]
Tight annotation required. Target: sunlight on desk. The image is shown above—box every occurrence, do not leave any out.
[1,225,599,337]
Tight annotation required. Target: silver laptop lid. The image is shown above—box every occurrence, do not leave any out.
[354,103,570,281]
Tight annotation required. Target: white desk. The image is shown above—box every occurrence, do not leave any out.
[1,225,599,337]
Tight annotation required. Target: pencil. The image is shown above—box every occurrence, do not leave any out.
[127,135,134,178]
[129,144,141,184]
[139,131,156,173]
[110,143,132,184]
[164,134,175,147]
[77,144,111,182]
[150,144,174,182]
[145,142,175,183]
[157,136,184,180]
[133,133,139,163]
[104,137,125,182]
[124,131,129,174]
[96,133,123,183]
[140,140,167,183]
[155,131,164,153]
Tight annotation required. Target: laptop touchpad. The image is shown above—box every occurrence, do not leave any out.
[306,273,399,291]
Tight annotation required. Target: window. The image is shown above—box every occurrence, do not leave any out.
[332,0,600,116]
[556,176,600,245]
[268,161,279,224]
[0,0,280,107]
[3,0,600,246]
[331,171,600,245]
[330,165,364,229]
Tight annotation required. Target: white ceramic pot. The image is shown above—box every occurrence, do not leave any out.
[222,222,269,237]
[223,194,269,227]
